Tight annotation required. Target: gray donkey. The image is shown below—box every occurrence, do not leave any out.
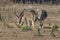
[35,9,47,29]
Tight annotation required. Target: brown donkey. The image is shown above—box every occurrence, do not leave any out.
[17,9,38,28]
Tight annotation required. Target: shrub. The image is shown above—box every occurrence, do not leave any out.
[50,25,58,37]
[22,26,32,32]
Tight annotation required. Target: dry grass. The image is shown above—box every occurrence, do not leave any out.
[0,2,60,40]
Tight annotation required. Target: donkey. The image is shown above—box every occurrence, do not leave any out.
[17,9,38,28]
[35,9,48,29]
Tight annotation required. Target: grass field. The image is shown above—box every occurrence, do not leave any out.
[0,0,60,40]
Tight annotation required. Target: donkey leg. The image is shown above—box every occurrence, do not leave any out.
[25,17,28,26]
[27,19,30,27]
[19,17,25,27]
[29,20,32,27]
[32,20,34,29]
[40,21,44,29]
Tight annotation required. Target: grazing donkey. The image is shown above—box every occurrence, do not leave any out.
[35,9,47,29]
[33,9,48,35]
[17,9,38,28]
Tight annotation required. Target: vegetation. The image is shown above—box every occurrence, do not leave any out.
[50,25,58,37]
[22,26,32,32]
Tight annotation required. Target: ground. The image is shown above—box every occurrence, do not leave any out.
[0,0,60,40]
